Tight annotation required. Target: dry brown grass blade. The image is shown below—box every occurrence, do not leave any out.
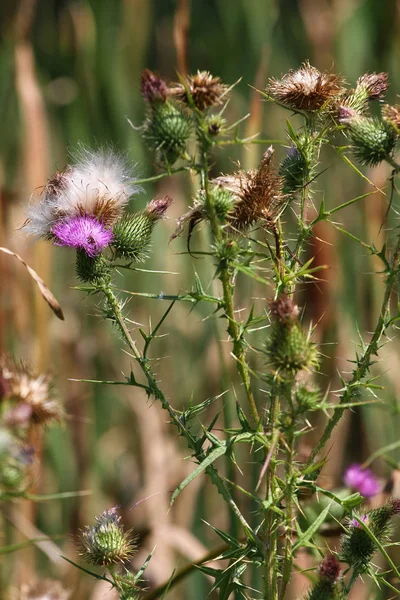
[174,0,190,75]
[0,247,64,321]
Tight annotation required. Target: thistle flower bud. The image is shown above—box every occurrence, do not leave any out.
[76,250,110,284]
[266,296,318,376]
[204,114,226,136]
[112,197,172,261]
[306,555,340,600]
[140,69,168,103]
[79,507,137,567]
[346,116,397,166]
[169,71,228,110]
[295,383,320,413]
[382,104,400,131]
[269,294,300,323]
[356,72,389,101]
[267,61,345,112]
[142,100,191,164]
[279,146,308,194]
[341,502,400,572]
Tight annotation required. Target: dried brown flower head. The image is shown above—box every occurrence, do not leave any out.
[19,579,70,600]
[170,71,228,110]
[172,147,285,241]
[0,356,62,427]
[356,72,389,101]
[267,61,345,111]
[214,147,285,229]
[269,294,300,323]
[140,69,168,103]
[318,554,340,582]
[383,104,400,129]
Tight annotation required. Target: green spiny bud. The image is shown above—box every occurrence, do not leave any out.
[279,146,308,194]
[266,295,318,376]
[214,238,241,264]
[340,502,400,572]
[79,507,137,567]
[143,100,191,164]
[266,321,319,376]
[198,186,236,223]
[295,383,320,413]
[204,114,226,136]
[76,250,110,284]
[346,116,397,166]
[112,196,172,261]
[306,555,340,600]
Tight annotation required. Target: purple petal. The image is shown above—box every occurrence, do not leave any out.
[52,215,113,256]
[343,463,380,498]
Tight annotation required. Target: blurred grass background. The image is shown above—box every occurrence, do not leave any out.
[1,0,400,598]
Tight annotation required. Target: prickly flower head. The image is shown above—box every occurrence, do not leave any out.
[140,69,169,104]
[79,507,137,566]
[356,72,389,101]
[0,355,61,427]
[25,148,140,248]
[170,71,229,110]
[382,104,400,131]
[267,61,345,111]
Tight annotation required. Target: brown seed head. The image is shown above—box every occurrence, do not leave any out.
[213,147,285,230]
[140,69,168,103]
[170,71,228,110]
[382,104,400,130]
[318,554,340,583]
[356,72,389,101]
[269,294,300,323]
[267,61,345,111]
[144,195,173,220]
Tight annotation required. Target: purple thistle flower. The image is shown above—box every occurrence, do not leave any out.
[344,463,380,498]
[52,215,113,257]
[351,514,368,528]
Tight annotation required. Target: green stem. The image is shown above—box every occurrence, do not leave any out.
[279,425,295,600]
[264,387,280,600]
[305,231,400,468]
[199,144,260,427]
[100,284,259,546]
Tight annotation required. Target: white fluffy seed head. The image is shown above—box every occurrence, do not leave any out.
[25,147,141,238]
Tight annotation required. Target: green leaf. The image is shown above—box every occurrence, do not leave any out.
[170,445,227,505]
[292,503,332,552]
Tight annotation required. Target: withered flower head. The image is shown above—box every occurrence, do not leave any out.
[318,554,340,582]
[267,61,345,111]
[0,355,62,427]
[170,71,228,110]
[356,72,389,101]
[269,294,300,323]
[79,507,137,566]
[337,105,358,124]
[19,580,70,600]
[382,104,400,130]
[215,147,285,230]
[172,147,285,241]
[140,69,168,103]
[144,195,173,220]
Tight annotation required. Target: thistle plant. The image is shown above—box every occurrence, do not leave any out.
[22,61,400,599]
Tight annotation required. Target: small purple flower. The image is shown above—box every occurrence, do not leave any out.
[351,514,368,528]
[344,463,380,498]
[52,215,113,257]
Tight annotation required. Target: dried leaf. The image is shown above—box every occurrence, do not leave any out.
[0,247,64,320]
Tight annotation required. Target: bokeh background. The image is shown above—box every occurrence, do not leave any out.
[2,0,400,598]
